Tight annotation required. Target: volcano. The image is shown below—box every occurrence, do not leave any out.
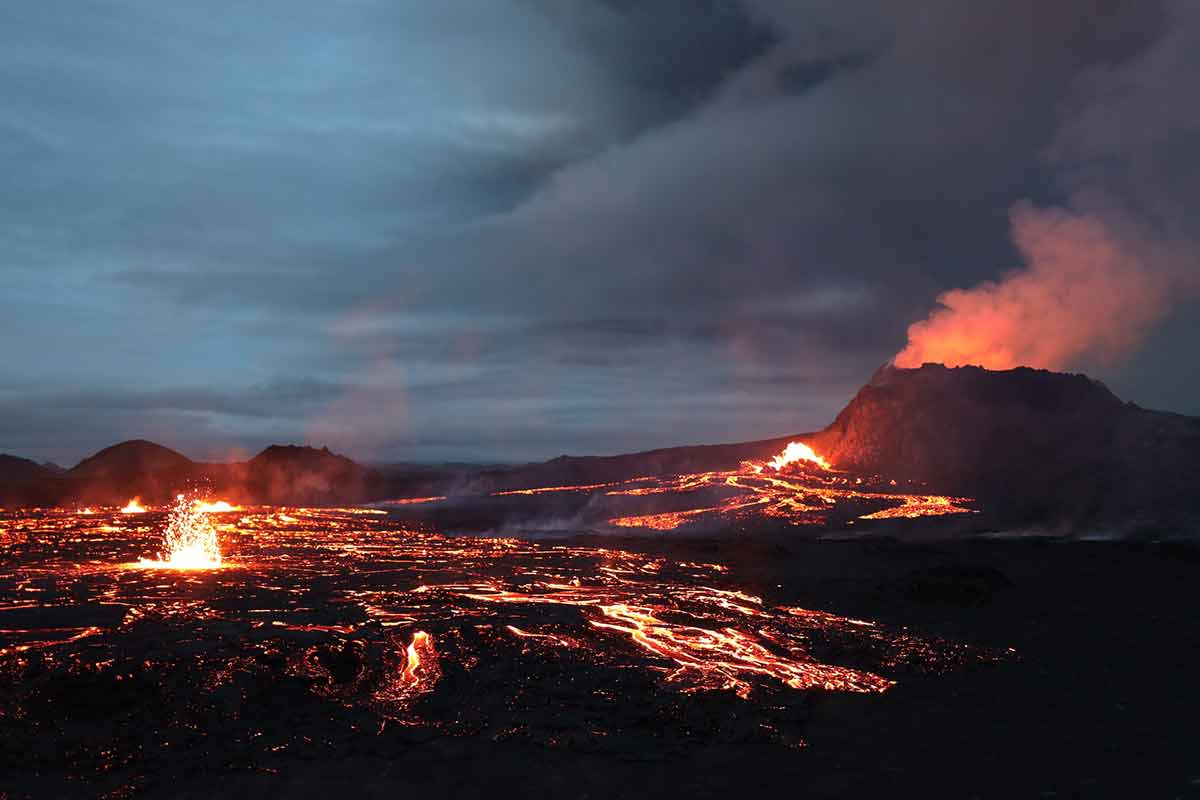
[809,364,1200,530]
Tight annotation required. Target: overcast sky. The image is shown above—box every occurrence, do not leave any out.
[2,0,1198,465]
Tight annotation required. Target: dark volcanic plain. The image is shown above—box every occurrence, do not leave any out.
[2,506,1198,798]
[2,364,1199,798]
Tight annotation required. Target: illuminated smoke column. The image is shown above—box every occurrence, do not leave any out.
[895,204,1176,371]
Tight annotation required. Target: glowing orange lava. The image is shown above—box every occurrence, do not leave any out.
[136,494,223,570]
[193,499,240,513]
[374,629,441,708]
[587,440,973,531]
[767,441,832,471]
[120,498,147,514]
[382,496,447,505]
[2,505,1005,731]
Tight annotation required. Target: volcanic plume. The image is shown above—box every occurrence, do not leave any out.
[894,203,1179,371]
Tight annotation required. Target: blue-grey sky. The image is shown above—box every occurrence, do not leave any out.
[2,0,1198,465]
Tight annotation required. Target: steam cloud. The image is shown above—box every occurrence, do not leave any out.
[895,203,1176,370]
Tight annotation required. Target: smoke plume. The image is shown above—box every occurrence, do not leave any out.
[895,203,1177,370]
[897,0,1199,372]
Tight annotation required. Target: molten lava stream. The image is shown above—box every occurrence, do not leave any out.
[374,630,442,709]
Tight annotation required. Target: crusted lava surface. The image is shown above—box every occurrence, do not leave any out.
[2,506,1197,797]
[0,505,998,797]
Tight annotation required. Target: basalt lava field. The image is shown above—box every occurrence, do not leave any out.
[1,499,1005,797]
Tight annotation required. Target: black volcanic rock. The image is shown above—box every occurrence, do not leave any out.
[0,453,59,483]
[809,364,1200,531]
[66,440,197,504]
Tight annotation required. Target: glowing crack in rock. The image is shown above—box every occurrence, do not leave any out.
[375,630,441,708]
[136,495,223,569]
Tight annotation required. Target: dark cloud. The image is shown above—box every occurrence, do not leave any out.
[0,0,1195,464]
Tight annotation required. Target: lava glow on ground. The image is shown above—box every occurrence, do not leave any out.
[0,502,1001,785]
[487,442,976,532]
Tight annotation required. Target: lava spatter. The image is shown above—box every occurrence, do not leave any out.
[135,494,223,570]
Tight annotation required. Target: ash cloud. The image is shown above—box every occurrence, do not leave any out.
[895,202,1185,370]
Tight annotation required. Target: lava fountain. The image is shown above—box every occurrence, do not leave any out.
[136,494,223,570]
[767,441,831,471]
[120,497,147,514]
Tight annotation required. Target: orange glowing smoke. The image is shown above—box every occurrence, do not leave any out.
[767,441,831,471]
[895,204,1173,370]
[136,495,223,570]
[120,498,147,514]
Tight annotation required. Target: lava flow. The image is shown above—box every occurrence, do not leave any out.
[0,506,1003,757]
[590,441,974,531]
[135,495,223,569]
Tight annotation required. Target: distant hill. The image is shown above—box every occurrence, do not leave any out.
[234,445,380,505]
[70,438,194,479]
[0,454,68,507]
[1,453,59,483]
[66,440,196,504]
[1,440,382,507]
